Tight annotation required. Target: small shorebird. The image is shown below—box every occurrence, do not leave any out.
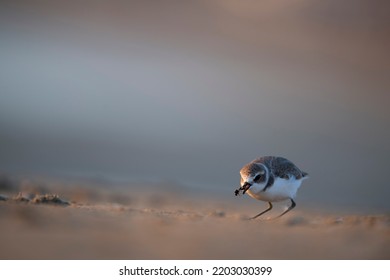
[235,156,308,219]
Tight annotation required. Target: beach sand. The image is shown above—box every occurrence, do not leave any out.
[0,180,389,260]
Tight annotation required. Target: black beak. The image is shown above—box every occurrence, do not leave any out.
[242,182,252,194]
[234,182,252,196]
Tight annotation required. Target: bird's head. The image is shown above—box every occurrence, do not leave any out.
[238,162,268,195]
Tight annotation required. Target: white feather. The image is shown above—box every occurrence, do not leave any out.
[247,177,304,202]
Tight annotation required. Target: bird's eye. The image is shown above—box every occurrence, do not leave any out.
[254,174,262,182]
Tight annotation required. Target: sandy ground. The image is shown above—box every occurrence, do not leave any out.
[0,180,389,260]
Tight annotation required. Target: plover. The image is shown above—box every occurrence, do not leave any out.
[235,156,308,219]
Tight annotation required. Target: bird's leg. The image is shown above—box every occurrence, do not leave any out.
[249,202,273,220]
[272,199,296,219]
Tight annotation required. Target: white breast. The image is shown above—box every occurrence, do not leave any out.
[247,177,304,202]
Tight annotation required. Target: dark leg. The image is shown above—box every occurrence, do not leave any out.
[250,202,273,220]
[273,199,296,219]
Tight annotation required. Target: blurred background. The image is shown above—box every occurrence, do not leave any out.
[0,0,389,212]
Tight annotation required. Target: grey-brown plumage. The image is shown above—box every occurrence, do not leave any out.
[246,156,308,180]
